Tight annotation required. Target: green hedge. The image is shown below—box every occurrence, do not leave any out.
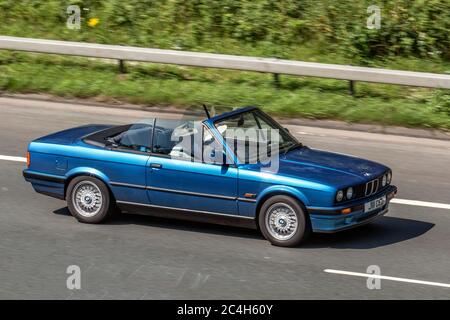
[0,0,449,62]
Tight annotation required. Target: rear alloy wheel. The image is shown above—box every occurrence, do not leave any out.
[67,176,114,223]
[259,195,310,247]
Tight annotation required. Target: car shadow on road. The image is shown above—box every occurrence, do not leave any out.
[53,207,263,240]
[53,208,433,248]
[53,207,72,216]
[304,216,434,249]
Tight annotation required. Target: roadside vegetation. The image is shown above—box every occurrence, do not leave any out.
[0,0,449,129]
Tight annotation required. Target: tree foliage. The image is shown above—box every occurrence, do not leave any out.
[0,0,448,61]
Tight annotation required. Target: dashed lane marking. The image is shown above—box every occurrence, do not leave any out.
[324,269,450,289]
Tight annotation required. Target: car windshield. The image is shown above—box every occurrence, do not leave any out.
[214,109,301,163]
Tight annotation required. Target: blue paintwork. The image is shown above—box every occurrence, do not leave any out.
[34,124,112,145]
[23,107,396,232]
[146,157,238,214]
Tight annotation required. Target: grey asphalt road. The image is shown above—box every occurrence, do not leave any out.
[0,96,449,299]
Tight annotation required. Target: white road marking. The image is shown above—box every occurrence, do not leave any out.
[391,198,450,210]
[297,131,326,137]
[0,155,27,163]
[0,154,449,211]
[324,269,450,289]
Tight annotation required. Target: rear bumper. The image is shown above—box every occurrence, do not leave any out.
[23,169,66,200]
[308,185,397,233]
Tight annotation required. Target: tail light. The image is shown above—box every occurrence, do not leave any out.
[26,152,30,168]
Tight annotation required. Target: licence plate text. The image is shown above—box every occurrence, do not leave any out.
[364,195,386,213]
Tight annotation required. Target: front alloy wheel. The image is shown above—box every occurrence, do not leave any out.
[266,203,298,241]
[259,195,310,247]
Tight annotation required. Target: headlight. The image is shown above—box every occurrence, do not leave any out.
[382,174,387,187]
[336,190,344,202]
[387,171,392,184]
[346,187,354,199]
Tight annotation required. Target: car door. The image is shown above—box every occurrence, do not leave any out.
[146,119,238,215]
[96,121,153,205]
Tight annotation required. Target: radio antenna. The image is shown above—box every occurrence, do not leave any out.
[202,104,211,119]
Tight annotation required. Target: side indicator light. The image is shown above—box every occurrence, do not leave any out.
[341,208,352,215]
[26,152,30,168]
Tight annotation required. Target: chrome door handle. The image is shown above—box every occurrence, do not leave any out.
[150,163,162,169]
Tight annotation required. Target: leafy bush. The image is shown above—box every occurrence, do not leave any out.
[0,1,449,128]
[0,0,448,61]
[430,90,450,115]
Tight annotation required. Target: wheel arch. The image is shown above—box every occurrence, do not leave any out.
[64,167,112,199]
[254,186,310,228]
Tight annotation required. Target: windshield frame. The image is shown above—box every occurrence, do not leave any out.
[212,108,301,164]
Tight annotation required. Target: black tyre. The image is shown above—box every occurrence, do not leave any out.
[66,176,114,224]
[258,195,311,247]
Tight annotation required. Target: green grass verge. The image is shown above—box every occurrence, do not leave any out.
[0,52,449,130]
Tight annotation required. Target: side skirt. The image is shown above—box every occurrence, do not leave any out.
[116,201,257,229]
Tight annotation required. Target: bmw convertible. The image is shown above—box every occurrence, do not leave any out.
[23,106,397,247]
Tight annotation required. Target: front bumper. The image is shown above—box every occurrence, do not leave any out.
[307,185,397,233]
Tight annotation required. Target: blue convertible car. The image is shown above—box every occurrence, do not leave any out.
[23,106,397,247]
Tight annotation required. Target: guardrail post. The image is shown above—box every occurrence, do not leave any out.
[273,73,281,89]
[349,80,355,96]
[272,56,282,89]
[118,59,126,74]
